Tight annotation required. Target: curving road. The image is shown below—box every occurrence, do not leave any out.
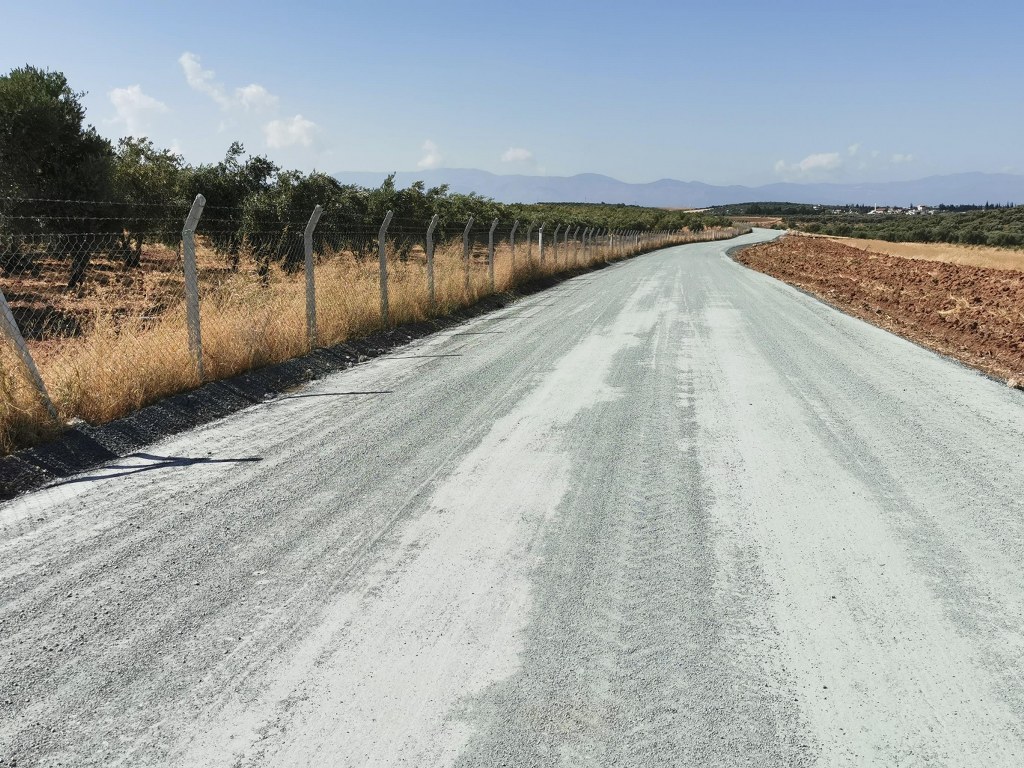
[3,229,1024,766]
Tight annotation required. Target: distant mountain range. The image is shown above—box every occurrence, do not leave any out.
[333,169,1024,208]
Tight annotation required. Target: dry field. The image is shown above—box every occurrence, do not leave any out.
[1,227,745,454]
[737,235,1024,386]
[732,216,784,228]
[810,233,1024,271]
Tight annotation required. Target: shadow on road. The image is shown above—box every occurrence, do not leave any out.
[282,391,394,399]
[51,453,263,486]
[384,355,463,359]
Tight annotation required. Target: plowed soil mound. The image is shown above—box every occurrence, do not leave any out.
[737,235,1024,385]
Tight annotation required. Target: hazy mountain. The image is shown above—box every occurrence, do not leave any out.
[333,169,1024,207]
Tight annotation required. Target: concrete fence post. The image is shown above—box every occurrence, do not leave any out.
[538,223,546,263]
[552,224,562,264]
[182,194,206,381]
[488,218,498,291]
[0,287,58,421]
[303,204,323,350]
[462,217,475,293]
[510,219,519,274]
[426,214,439,308]
[378,210,394,323]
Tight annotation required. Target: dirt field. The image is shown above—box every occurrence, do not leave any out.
[732,216,784,228]
[737,235,1024,385]
[814,234,1024,271]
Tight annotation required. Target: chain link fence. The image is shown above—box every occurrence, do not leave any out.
[0,194,749,454]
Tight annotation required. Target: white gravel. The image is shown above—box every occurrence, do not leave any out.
[2,229,1024,767]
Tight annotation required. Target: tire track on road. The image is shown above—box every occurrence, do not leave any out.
[455,264,813,767]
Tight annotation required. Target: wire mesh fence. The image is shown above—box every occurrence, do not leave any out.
[0,195,750,454]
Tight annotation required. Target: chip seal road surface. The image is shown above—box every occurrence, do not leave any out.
[3,229,1024,767]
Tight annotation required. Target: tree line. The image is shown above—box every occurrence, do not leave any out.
[0,65,727,288]
[787,208,1024,247]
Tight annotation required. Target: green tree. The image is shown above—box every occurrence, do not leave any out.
[0,66,114,286]
[0,66,112,200]
[183,142,279,266]
[111,137,185,268]
[240,170,349,275]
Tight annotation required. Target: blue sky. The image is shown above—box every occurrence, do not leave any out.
[3,0,1021,185]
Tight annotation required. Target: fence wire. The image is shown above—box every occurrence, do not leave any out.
[0,196,749,455]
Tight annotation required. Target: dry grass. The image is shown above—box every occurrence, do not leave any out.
[1,227,746,454]
[815,234,1024,272]
[732,216,784,227]
[0,344,56,454]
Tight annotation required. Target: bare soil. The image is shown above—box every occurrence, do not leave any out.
[813,234,1024,272]
[737,235,1024,385]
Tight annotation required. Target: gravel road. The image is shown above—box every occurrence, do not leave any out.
[3,229,1024,767]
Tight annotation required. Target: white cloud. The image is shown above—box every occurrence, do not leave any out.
[798,152,842,172]
[179,52,278,111]
[775,151,843,177]
[848,143,861,156]
[891,153,914,164]
[108,85,169,135]
[236,83,278,112]
[265,115,317,148]
[501,146,533,163]
[179,52,227,106]
[417,139,442,169]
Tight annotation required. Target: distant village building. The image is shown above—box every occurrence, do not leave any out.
[867,204,937,216]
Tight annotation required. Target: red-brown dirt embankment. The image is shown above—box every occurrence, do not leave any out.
[736,235,1024,385]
